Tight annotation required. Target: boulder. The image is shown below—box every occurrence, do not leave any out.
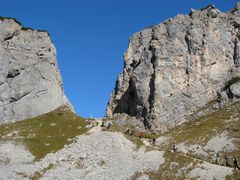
[230,81,240,98]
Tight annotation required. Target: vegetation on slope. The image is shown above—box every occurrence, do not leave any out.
[108,101,240,179]
[0,99,239,178]
[154,101,240,179]
[103,122,159,149]
[164,101,240,156]
[0,106,88,161]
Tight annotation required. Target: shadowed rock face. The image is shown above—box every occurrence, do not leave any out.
[107,4,240,132]
[0,18,73,124]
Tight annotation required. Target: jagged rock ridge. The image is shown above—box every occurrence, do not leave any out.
[0,18,72,124]
[107,3,240,132]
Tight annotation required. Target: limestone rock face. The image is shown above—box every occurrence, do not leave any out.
[107,4,240,132]
[230,81,240,98]
[0,18,72,124]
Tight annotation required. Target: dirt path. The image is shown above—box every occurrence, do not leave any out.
[88,118,103,133]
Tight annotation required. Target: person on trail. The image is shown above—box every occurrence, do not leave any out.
[106,122,111,129]
[225,156,231,167]
[173,144,177,152]
[139,132,144,138]
[233,157,240,170]
[100,121,104,127]
[125,128,130,134]
[215,152,220,165]
[152,138,156,145]
[129,129,135,136]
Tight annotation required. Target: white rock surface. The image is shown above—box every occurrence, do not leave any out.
[156,136,170,146]
[204,132,236,153]
[0,121,237,180]
[176,143,208,157]
[230,81,240,98]
[136,174,149,180]
[41,132,164,180]
[188,161,233,180]
[0,141,35,180]
[177,132,236,157]
[0,18,72,124]
[0,131,164,180]
[107,3,240,132]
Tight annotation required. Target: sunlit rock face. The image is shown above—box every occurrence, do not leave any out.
[107,4,240,132]
[0,18,73,124]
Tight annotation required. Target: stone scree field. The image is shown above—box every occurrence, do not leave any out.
[0,102,239,179]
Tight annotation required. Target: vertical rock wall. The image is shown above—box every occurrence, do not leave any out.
[107,4,240,132]
[0,18,73,124]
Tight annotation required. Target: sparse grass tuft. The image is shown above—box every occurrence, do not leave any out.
[140,101,240,179]
[147,151,198,179]
[130,172,143,180]
[21,27,34,31]
[164,101,240,147]
[102,120,160,149]
[102,123,145,149]
[31,163,55,179]
[131,151,199,180]
[0,106,88,161]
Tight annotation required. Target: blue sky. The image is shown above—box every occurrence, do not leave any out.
[0,0,238,118]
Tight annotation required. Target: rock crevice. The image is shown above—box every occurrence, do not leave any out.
[107,3,240,132]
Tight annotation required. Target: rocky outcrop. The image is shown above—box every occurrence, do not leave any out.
[107,3,240,132]
[0,18,72,124]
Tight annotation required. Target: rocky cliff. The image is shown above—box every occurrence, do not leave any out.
[0,18,72,124]
[107,4,240,132]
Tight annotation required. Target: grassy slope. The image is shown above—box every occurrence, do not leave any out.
[0,106,88,161]
[155,101,240,179]
[0,101,239,178]
[165,101,240,157]
[109,101,240,179]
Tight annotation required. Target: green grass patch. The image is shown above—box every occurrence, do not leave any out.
[148,151,198,179]
[130,172,143,180]
[102,123,145,149]
[164,101,240,146]
[105,101,240,179]
[0,106,88,161]
[146,101,240,179]
[130,151,197,180]
[102,120,160,149]
[156,101,240,175]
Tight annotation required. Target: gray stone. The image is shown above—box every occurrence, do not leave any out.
[0,18,73,124]
[230,82,240,98]
[0,132,164,180]
[107,3,240,132]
